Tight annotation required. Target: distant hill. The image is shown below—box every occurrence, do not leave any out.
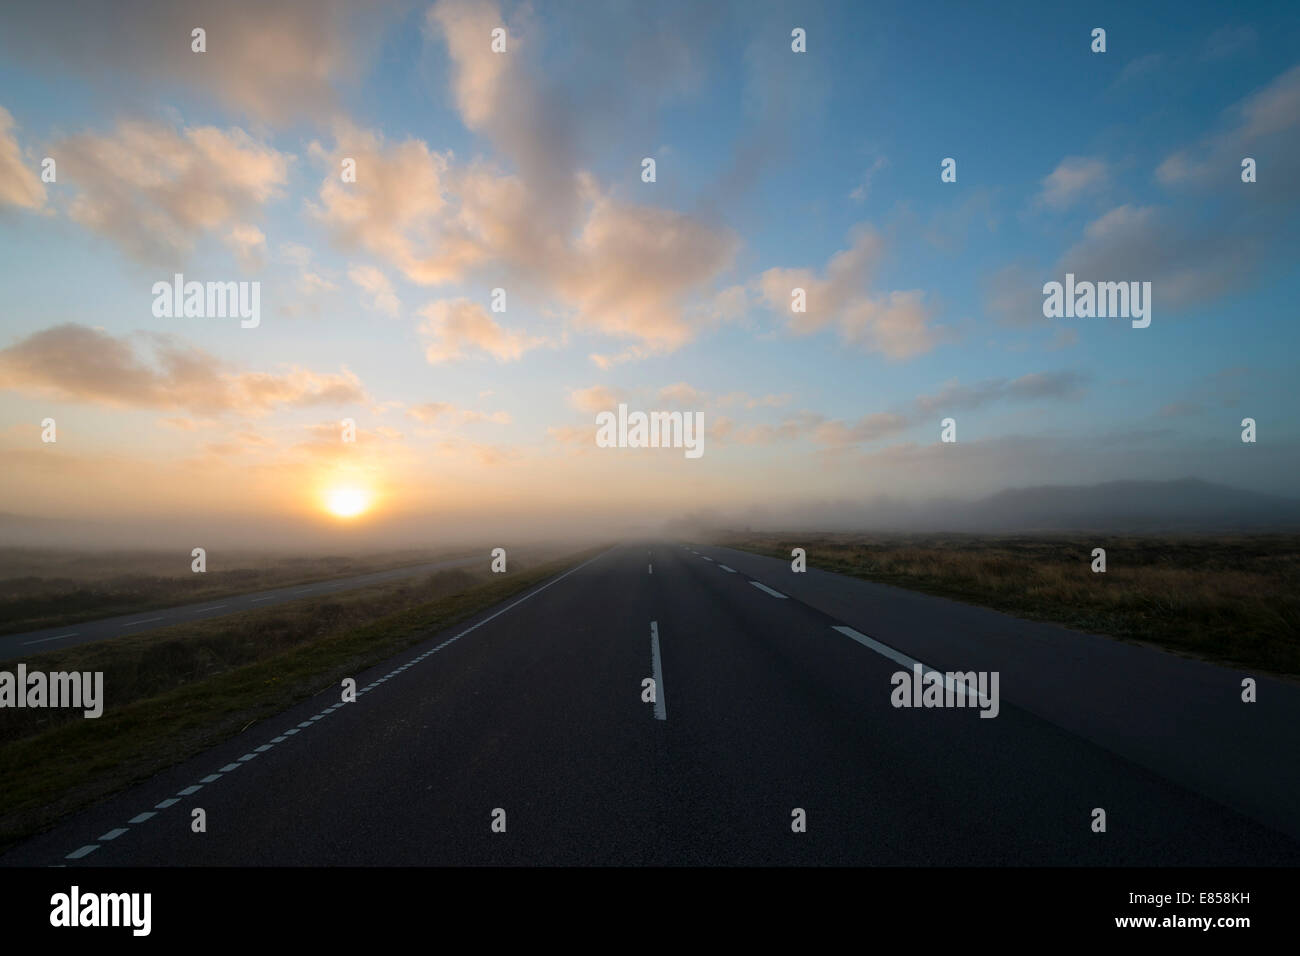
[689,479,1300,534]
[946,479,1300,532]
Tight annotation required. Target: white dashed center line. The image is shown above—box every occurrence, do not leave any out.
[719,565,736,573]
[649,621,667,721]
[830,625,986,702]
[749,581,787,599]
[23,632,78,645]
[120,616,164,627]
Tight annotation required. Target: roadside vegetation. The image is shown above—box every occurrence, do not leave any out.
[0,547,477,635]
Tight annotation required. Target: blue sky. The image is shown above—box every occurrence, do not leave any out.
[0,0,1297,541]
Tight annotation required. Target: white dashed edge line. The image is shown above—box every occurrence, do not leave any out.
[58,549,608,864]
[749,581,787,599]
[831,625,989,704]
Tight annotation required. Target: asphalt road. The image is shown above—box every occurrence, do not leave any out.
[0,554,484,661]
[4,542,1298,866]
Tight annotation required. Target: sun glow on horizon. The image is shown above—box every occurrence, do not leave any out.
[324,487,372,519]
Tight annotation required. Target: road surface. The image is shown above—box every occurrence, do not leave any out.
[4,542,1297,865]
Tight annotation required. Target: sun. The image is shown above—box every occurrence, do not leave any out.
[325,487,371,519]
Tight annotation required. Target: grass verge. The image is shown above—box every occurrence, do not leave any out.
[0,547,478,636]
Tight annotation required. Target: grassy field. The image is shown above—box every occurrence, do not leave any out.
[0,546,476,635]
[0,546,599,850]
[717,532,1300,677]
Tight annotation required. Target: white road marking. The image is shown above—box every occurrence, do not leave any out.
[831,625,985,702]
[719,565,736,573]
[127,812,156,824]
[99,828,128,841]
[238,752,259,761]
[749,581,787,599]
[66,845,98,860]
[650,620,667,721]
[218,763,240,773]
[648,563,653,574]
[254,744,272,752]
[177,785,202,796]
[293,587,316,593]
[701,556,713,562]
[155,798,179,809]
[193,604,227,612]
[201,774,223,783]
[22,632,78,645]
[120,616,164,627]
[251,596,276,603]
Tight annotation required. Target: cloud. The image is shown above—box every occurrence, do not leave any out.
[1202,25,1256,62]
[1036,157,1108,210]
[367,2,736,357]
[0,0,395,124]
[1157,64,1300,197]
[0,106,46,210]
[57,119,288,264]
[914,371,1089,416]
[849,156,888,202]
[708,370,1087,451]
[558,191,739,353]
[714,412,827,447]
[348,264,401,316]
[407,402,510,426]
[568,385,624,413]
[1055,203,1260,309]
[308,123,470,283]
[546,424,597,451]
[0,323,367,415]
[312,121,737,356]
[717,391,791,409]
[811,413,909,446]
[224,224,266,271]
[658,383,706,406]
[984,262,1048,329]
[279,242,338,301]
[758,228,938,359]
[1113,52,1165,86]
[417,298,542,363]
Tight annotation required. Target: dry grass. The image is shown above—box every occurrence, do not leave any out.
[718,532,1300,676]
[0,546,474,635]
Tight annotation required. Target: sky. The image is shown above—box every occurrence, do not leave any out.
[0,0,1297,546]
